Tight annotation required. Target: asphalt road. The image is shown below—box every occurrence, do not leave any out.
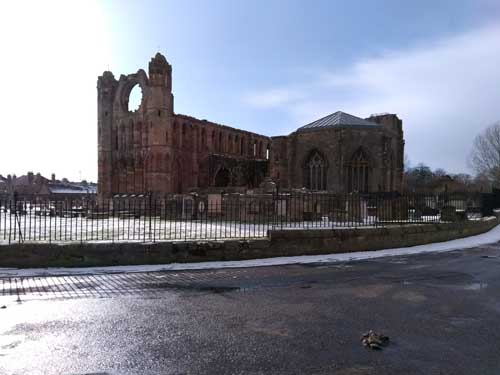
[2,243,500,375]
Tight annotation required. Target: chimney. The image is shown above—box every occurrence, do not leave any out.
[51,173,56,182]
[28,172,34,185]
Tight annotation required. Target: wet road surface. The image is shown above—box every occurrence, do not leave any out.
[2,244,500,374]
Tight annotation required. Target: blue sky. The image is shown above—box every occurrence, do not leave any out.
[1,0,500,181]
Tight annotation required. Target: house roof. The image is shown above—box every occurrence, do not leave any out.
[296,111,382,132]
[13,174,50,186]
[48,183,97,195]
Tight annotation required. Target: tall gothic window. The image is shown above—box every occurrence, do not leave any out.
[347,148,370,192]
[202,128,207,150]
[305,151,327,190]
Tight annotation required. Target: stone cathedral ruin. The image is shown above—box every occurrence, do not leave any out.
[97,53,404,197]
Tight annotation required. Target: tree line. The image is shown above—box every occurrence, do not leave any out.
[403,121,500,193]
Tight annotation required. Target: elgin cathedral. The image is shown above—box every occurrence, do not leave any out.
[97,53,404,197]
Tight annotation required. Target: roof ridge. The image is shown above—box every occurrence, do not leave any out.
[297,110,381,132]
[300,111,341,128]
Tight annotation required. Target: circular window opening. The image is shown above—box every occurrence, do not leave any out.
[128,84,143,112]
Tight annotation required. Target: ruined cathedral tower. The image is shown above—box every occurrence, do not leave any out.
[97,53,175,197]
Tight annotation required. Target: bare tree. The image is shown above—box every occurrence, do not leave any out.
[469,122,500,187]
[433,168,447,177]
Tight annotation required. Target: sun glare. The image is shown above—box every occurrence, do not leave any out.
[0,0,111,181]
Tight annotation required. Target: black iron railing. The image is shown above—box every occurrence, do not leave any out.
[0,192,492,244]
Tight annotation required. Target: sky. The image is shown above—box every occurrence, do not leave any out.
[1,0,500,182]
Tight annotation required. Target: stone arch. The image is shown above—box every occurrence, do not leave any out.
[120,126,126,151]
[173,121,178,147]
[172,158,182,193]
[194,126,200,152]
[115,69,150,114]
[303,149,328,190]
[218,132,223,153]
[144,152,152,172]
[134,151,143,167]
[228,134,233,153]
[234,134,239,154]
[165,153,170,173]
[386,152,395,191]
[201,128,207,150]
[134,121,142,145]
[181,124,187,149]
[214,167,230,187]
[128,120,134,148]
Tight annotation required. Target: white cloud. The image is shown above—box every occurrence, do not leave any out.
[243,87,303,109]
[248,25,500,174]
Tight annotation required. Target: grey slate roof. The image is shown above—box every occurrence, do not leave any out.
[297,111,382,132]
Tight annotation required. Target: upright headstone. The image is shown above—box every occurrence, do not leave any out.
[208,194,222,215]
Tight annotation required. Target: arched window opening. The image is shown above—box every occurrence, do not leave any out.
[214,167,230,187]
[195,127,201,152]
[388,154,394,192]
[211,130,216,151]
[120,132,125,151]
[202,128,207,150]
[266,144,270,160]
[348,148,370,193]
[218,132,223,153]
[166,153,170,173]
[182,125,186,148]
[305,151,327,190]
[128,123,133,148]
[134,122,141,145]
[165,130,168,145]
[173,122,178,147]
[228,134,233,153]
[253,141,257,157]
[127,84,143,112]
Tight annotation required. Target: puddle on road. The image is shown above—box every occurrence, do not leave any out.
[392,290,427,303]
[345,284,393,298]
[463,282,488,291]
[139,282,240,294]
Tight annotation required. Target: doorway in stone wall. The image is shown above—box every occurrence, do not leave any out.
[215,167,230,187]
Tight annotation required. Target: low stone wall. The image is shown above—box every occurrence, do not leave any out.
[268,218,499,256]
[0,219,498,268]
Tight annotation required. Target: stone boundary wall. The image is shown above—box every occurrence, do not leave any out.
[0,219,498,268]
